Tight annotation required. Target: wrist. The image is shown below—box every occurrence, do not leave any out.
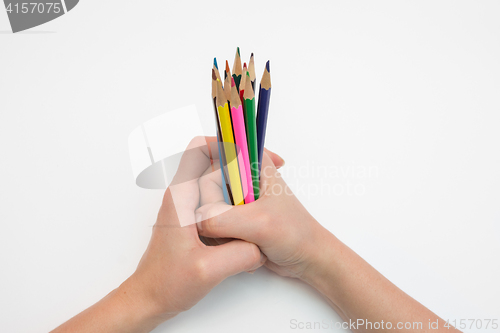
[113,275,177,332]
[299,225,344,290]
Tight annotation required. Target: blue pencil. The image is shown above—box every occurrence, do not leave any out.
[256,61,271,176]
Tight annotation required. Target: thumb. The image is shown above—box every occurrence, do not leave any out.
[203,240,266,281]
[195,201,257,241]
[196,151,280,241]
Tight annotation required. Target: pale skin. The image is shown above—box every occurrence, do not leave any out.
[52,137,460,333]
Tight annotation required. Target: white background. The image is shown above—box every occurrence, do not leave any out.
[1,1,499,332]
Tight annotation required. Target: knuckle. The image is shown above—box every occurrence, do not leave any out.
[258,210,272,229]
[253,211,272,239]
[193,257,212,283]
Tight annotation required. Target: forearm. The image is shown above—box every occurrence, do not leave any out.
[302,229,459,332]
[51,277,170,333]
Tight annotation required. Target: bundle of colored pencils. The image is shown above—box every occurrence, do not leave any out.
[211,47,272,205]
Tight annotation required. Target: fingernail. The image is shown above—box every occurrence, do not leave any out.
[247,269,256,274]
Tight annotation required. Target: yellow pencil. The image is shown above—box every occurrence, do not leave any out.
[216,79,244,205]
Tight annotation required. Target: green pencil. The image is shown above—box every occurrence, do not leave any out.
[243,71,259,200]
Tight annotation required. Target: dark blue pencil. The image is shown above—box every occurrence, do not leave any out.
[256,61,271,176]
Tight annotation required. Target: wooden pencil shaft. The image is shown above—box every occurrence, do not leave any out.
[217,81,245,205]
[218,104,245,206]
[230,81,254,204]
[213,95,234,205]
[243,97,259,200]
[256,86,271,176]
[243,73,259,200]
[256,62,272,176]
[213,71,234,204]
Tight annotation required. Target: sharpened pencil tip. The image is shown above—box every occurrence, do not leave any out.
[225,60,230,72]
[237,47,240,56]
[251,52,254,58]
[243,62,247,69]
[212,68,216,80]
[214,58,218,70]
[231,77,235,87]
[246,71,250,77]
[266,60,270,72]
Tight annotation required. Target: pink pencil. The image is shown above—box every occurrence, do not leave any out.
[230,78,254,203]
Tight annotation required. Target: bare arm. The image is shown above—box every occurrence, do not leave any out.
[198,150,460,333]
[302,230,460,332]
[50,138,283,332]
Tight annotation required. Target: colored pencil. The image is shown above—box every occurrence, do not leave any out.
[224,60,232,102]
[256,61,272,176]
[213,58,222,82]
[230,77,254,204]
[212,67,233,205]
[216,79,245,205]
[248,53,256,91]
[232,47,243,92]
[243,71,260,200]
[239,63,247,103]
